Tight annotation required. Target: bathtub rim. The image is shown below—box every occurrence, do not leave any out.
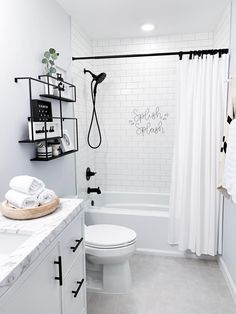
[88,191,170,209]
[86,206,169,218]
[89,191,170,198]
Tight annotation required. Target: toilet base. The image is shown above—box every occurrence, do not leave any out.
[103,260,132,293]
[86,258,132,294]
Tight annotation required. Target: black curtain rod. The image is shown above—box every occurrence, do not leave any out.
[72,48,229,61]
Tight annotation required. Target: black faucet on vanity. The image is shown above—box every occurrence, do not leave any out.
[87,187,101,194]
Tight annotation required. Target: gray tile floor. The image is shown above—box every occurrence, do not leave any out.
[87,254,236,314]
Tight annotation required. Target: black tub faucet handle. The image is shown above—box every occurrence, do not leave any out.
[86,167,97,181]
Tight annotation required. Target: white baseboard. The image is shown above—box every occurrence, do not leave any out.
[218,257,236,305]
[135,248,217,260]
[135,248,189,258]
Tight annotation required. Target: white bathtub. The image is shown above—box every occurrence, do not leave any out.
[85,192,180,256]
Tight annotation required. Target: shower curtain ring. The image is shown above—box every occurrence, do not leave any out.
[179,52,183,61]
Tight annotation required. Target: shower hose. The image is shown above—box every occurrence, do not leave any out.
[87,80,102,149]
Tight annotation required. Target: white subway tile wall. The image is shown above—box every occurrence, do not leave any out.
[92,33,214,193]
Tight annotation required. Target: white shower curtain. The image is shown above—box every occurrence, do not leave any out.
[169,53,229,256]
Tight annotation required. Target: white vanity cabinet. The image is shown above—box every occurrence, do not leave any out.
[0,211,86,314]
[63,253,86,314]
[0,243,61,314]
[61,212,86,314]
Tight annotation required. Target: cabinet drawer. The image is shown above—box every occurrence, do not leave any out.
[63,252,86,314]
[61,212,84,273]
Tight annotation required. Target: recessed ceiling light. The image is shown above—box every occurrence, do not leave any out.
[141,23,155,32]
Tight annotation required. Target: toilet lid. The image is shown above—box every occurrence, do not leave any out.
[85,224,136,249]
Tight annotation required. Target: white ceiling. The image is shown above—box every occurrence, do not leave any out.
[56,0,230,40]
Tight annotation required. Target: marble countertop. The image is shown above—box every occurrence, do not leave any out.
[0,198,84,298]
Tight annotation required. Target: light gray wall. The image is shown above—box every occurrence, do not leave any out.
[223,199,236,285]
[0,0,76,198]
[222,0,236,289]
[230,0,236,72]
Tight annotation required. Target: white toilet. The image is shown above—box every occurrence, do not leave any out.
[85,224,136,294]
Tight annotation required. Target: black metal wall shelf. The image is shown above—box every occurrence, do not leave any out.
[38,74,76,102]
[19,136,62,144]
[30,150,77,161]
[39,94,75,102]
[15,75,78,161]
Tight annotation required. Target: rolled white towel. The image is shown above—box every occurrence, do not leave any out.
[37,188,56,205]
[9,175,45,195]
[5,190,39,209]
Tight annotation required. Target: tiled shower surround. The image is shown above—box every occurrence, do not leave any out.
[72,8,230,194]
[92,33,214,193]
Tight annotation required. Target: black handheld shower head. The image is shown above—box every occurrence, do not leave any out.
[96,72,106,84]
[84,68,107,149]
[84,68,106,84]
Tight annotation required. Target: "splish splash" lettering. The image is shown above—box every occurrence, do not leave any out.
[129,106,169,136]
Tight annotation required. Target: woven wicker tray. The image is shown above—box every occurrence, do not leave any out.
[0,197,60,220]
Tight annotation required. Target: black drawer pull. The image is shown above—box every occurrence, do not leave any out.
[72,278,84,298]
[54,256,63,286]
[70,237,83,252]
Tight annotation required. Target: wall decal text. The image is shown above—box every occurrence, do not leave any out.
[129,106,169,136]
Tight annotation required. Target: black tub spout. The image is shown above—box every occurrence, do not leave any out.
[87,187,101,194]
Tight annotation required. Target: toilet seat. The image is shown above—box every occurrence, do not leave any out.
[85,224,136,249]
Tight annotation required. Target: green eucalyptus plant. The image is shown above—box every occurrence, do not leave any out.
[42,48,59,75]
